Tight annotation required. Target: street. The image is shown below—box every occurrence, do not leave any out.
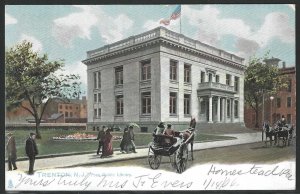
[95,142,296,172]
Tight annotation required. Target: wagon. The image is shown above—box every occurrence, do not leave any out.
[147,131,194,173]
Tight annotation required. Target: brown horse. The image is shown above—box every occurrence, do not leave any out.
[182,128,195,160]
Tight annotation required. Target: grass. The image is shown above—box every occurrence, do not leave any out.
[5,129,236,158]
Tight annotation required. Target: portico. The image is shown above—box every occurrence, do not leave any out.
[197,82,241,123]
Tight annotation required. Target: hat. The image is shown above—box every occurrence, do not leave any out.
[30,132,36,136]
[158,122,165,128]
[167,123,172,127]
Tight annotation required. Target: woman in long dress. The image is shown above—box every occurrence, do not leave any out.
[101,128,113,158]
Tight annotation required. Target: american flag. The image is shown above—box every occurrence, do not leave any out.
[160,5,181,26]
[170,5,181,20]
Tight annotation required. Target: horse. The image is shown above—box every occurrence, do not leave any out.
[275,124,293,147]
[262,123,277,147]
[181,128,195,161]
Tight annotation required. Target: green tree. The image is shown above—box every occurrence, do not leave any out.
[6,41,81,138]
[244,54,288,128]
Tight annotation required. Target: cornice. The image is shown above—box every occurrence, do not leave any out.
[82,37,246,71]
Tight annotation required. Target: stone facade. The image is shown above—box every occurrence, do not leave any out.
[83,27,246,132]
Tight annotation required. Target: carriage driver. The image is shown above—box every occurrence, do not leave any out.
[163,123,175,144]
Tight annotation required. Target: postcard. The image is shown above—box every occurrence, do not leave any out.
[4,4,296,191]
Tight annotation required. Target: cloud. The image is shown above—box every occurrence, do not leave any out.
[253,12,295,47]
[52,5,134,47]
[234,38,260,60]
[5,13,17,25]
[19,34,43,52]
[184,5,251,45]
[184,5,294,59]
[55,61,87,93]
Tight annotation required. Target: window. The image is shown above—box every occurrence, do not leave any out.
[94,72,97,89]
[184,94,191,115]
[70,112,73,117]
[287,79,292,92]
[94,109,97,118]
[226,74,231,85]
[98,71,101,89]
[141,92,151,114]
[76,106,79,110]
[115,66,123,85]
[170,60,177,81]
[201,71,205,83]
[66,105,68,110]
[65,112,69,117]
[215,75,219,83]
[98,93,101,103]
[70,106,72,110]
[59,105,62,109]
[116,95,124,115]
[169,92,177,114]
[287,114,291,124]
[98,108,101,117]
[277,97,281,108]
[200,100,206,114]
[234,100,239,117]
[208,73,212,82]
[234,76,239,92]
[227,99,230,117]
[287,97,291,108]
[184,64,191,83]
[141,60,151,80]
[94,94,97,103]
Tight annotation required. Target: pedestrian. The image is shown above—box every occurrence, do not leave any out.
[101,128,113,158]
[96,126,106,155]
[120,127,131,153]
[128,126,137,153]
[6,132,17,171]
[25,132,38,175]
[190,116,196,129]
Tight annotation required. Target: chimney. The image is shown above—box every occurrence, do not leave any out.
[282,61,286,68]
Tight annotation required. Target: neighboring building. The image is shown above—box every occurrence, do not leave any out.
[57,96,87,122]
[244,60,296,128]
[6,96,87,123]
[83,27,246,131]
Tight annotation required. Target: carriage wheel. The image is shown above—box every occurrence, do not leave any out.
[175,144,188,173]
[148,147,161,169]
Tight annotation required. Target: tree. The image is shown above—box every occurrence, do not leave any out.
[244,54,288,128]
[6,41,81,138]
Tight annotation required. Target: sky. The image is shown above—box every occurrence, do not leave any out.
[5,4,295,96]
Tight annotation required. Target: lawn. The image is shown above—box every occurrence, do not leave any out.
[5,129,236,158]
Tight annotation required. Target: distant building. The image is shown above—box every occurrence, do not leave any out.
[244,60,296,128]
[57,96,87,123]
[6,96,87,123]
[83,27,246,131]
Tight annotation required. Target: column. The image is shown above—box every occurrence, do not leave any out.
[231,98,234,122]
[224,98,227,123]
[217,96,220,122]
[208,95,213,123]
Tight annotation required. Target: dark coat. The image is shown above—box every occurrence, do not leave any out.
[6,136,17,160]
[25,137,38,158]
[190,118,196,128]
[97,130,105,142]
[120,128,131,150]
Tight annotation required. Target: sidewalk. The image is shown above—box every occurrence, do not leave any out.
[6,132,262,172]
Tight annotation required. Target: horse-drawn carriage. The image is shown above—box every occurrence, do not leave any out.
[147,128,194,173]
[262,122,295,147]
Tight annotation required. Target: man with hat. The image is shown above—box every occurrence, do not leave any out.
[6,132,17,171]
[154,122,165,135]
[96,126,106,155]
[25,132,38,174]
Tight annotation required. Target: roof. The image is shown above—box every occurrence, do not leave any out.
[48,113,64,120]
